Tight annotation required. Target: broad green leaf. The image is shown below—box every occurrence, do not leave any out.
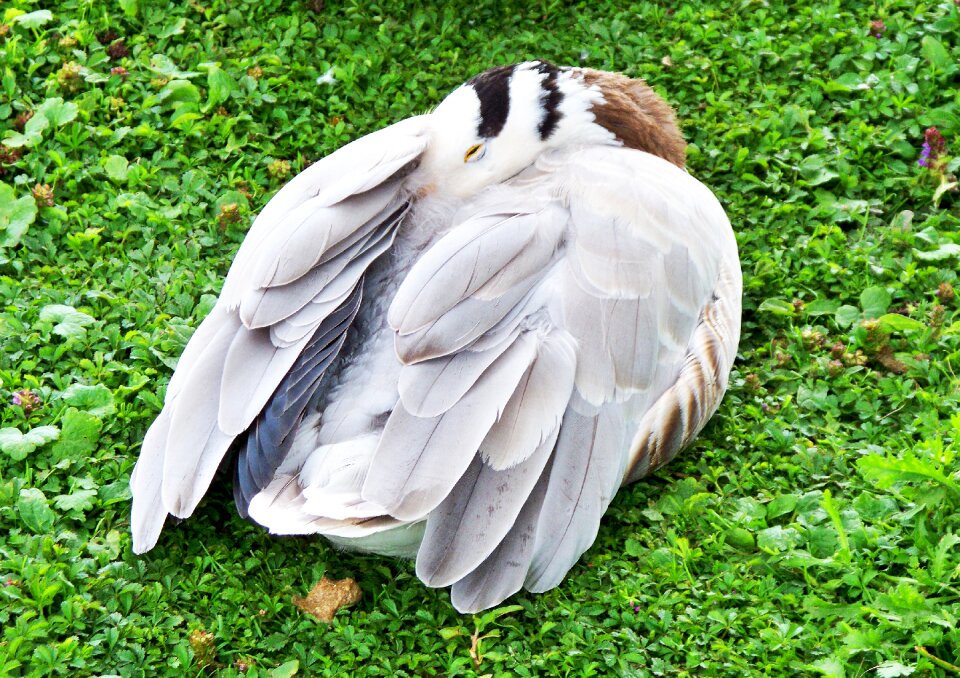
[931,533,960,581]
[99,480,132,504]
[119,0,139,18]
[51,408,102,460]
[877,314,924,332]
[757,298,795,316]
[725,527,755,550]
[148,54,200,79]
[809,656,845,678]
[835,305,860,327]
[875,661,914,678]
[104,155,130,183]
[159,80,201,106]
[921,35,950,70]
[797,383,832,411]
[157,17,187,39]
[757,526,802,553]
[852,493,898,520]
[921,106,960,135]
[478,604,524,627]
[798,155,838,186]
[0,425,60,461]
[859,287,890,319]
[271,661,300,678]
[207,67,239,109]
[804,299,839,316]
[39,304,95,339]
[53,489,98,514]
[169,110,203,129]
[767,493,799,519]
[732,497,767,526]
[933,177,959,206]
[87,529,123,561]
[858,453,960,496]
[822,72,861,92]
[11,9,53,28]
[18,488,56,532]
[2,129,40,147]
[36,97,79,127]
[23,110,52,137]
[0,182,38,247]
[890,210,914,231]
[3,110,49,146]
[914,243,960,261]
[62,383,116,418]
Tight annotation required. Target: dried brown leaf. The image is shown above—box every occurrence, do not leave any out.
[292,577,362,622]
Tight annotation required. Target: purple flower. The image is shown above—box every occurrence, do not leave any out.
[869,19,886,38]
[11,389,40,414]
[919,127,947,169]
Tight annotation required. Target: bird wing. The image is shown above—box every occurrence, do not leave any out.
[363,146,741,611]
[129,115,430,554]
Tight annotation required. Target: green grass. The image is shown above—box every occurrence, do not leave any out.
[1,0,959,675]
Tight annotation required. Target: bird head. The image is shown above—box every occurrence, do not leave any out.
[416,61,687,198]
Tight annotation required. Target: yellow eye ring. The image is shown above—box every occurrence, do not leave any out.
[464,143,484,163]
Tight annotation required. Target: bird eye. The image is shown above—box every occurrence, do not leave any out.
[464,143,485,163]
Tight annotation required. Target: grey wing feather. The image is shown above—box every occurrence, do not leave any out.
[397,331,517,418]
[524,405,626,593]
[393,278,540,364]
[160,310,241,516]
[240,200,406,329]
[267,221,399,348]
[129,408,172,553]
[219,115,428,310]
[233,283,364,514]
[165,304,232,402]
[248,182,402,289]
[449,458,553,614]
[479,333,576,470]
[131,116,428,551]
[415,425,558,588]
[388,201,565,334]
[362,333,539,521]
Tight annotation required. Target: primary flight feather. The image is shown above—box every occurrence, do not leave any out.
[130,60,742,613]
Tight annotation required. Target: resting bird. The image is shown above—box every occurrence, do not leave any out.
[130,60,741,613]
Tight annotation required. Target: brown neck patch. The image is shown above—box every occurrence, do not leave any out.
[573,69,686,168]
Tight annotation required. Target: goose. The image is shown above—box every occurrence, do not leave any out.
[130,60,742,613]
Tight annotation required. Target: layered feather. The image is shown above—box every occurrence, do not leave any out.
[131,107,741,616]
[129,117,429,554]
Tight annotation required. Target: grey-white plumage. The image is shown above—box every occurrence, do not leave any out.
[130,60,742,614]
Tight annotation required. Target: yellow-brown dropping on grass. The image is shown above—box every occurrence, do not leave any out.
[292,577,362,622]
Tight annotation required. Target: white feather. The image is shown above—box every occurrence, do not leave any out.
[160,313,240,516]
[362,333,538,521]
[217,326,313,436]
[480,332,576,470]
[219,115,428,310]
[130,408,172,553]
[397,331,517,418]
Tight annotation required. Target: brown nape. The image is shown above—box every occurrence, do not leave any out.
[573,69,686,168]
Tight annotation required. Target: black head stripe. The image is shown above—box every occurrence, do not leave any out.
[467,64,515,138]
[534,61,564,140]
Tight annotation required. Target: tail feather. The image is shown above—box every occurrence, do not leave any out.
[415,426,557,588]
[130,409,173,553]
[449,457,553,613]
[160,312,241,518]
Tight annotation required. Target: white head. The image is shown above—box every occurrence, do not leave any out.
[415,61,619,198]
